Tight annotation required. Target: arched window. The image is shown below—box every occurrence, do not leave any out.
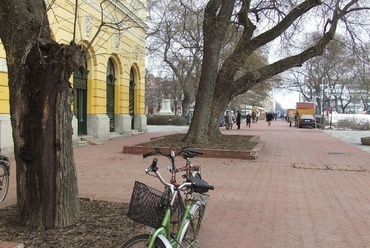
[73,51,89,135]
[129,68,135,129]
[106,59,116,132]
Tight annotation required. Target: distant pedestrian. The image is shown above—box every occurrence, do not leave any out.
[224,111,230,129]
[256,111,260,122]
[294,111,300,127]
[266,112,274,126]
[236,110,241,129]
[246,113,251,127]
[229,111,235,129]
[251,111,256,123]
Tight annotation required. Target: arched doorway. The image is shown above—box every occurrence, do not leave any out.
[106,59,116,132]
[129,68,135,129]
[73,54,89,136]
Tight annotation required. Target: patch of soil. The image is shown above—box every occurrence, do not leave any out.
[137,133,257,151]
[0,199,141,247]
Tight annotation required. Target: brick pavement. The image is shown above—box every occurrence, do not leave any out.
[1,119,370,247]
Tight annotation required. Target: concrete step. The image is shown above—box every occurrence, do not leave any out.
[110,132,125,140]
[80,136,103,145]
[77,140,90,147]
[132,130,143,135]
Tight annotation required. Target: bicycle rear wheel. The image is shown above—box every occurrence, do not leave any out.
[179,201,206,247]
[120,234,166,248]
[0,161,9,202]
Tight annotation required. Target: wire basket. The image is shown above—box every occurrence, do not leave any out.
[127,181,170,228]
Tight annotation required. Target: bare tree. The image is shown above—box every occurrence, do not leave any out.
[147,0,203,116]
[285,37,358,114]
[184,0,370,144]
[353,42,370,112]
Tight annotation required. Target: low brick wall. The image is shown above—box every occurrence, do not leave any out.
[122,138,264,160]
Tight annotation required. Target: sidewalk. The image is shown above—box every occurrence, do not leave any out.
[2,119,370,247]
[74,119,370,247]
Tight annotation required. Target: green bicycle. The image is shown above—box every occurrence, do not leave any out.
[121,149,214,248]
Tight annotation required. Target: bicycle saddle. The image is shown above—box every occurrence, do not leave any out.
[186,177,214,193]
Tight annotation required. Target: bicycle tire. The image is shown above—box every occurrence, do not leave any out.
[120,233,167,248]
[0,161,9,202]
[178,201,205,247]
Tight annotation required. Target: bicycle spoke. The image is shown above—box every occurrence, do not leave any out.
[0,163,10,202]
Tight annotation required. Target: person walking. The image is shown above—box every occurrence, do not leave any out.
[294,111,300,127]
[224,111,230,129]
[251,111,256,123]
[246,112,252,127]
[266,112,273,126]
[229,111,235,129]
[236,110,241,129]
[256,110,260,122]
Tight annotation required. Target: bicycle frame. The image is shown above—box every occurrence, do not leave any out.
[146,188,197,248]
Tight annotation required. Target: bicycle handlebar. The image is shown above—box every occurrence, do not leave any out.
[145,158,214,193]
[146,158,190,190]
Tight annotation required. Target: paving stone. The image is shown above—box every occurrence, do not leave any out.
[1,120,370,247]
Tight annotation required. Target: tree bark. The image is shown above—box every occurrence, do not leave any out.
[0,0,80,228]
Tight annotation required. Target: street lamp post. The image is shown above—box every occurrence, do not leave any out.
[329,94,335,129]
[174,96,178,115]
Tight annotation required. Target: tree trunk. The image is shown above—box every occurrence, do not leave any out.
[184,0,235,144]
[0,0,80,228]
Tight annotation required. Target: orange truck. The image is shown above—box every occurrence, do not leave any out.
[296,102,315,116]
[287,103,315,127]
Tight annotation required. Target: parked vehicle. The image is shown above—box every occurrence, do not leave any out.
[298,114,316,128]
[296,102,315,116]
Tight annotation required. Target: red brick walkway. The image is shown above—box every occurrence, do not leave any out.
[2,119,370,247]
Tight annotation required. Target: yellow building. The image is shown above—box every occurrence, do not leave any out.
[0,0,147,151]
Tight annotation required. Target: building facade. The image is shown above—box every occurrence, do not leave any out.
[0,0,147,151]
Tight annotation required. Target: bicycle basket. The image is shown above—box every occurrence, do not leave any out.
[127,181,170,228]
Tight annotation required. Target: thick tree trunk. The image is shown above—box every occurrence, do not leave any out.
[184,0,235,144]
[0,0,80,228]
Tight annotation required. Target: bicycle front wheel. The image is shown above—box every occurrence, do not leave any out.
[120,234,167,248]
[0,161,9,202]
